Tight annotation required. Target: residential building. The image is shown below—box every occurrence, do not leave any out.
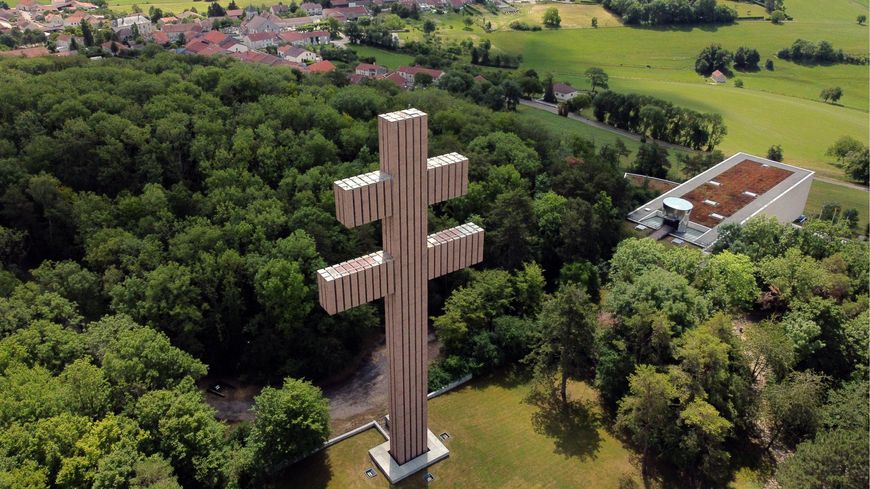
[383,71,411,89]
[355,62,387,76]
[279,16,318,29]
[64,11,98,27]
[16,0,39,12]
[111,14,152,39]
[278,29,330,46]
[552,82,578,102]
[270,3,290,15]
[301,2,322,14]
[243,13,280,34]
[242,31,277,49]
[395,65,444,86]
[323,5,368,20]
[161,22,203,42]
[151,30,170,44]
[278,45,319,63]
[55,33,82,51]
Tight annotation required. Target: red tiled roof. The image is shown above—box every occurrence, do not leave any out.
[151,31,170,44]
[308,59,335,73]
[355,62,383,71]
[245,31,275,41]
[397,65,443,79]
[162,23,202,33]
[202,30,226,43]
[323,5,367,15]
[278,45,307,57]
[278,29,328,42]
[383,71,409,88]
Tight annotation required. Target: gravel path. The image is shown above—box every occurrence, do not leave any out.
[203,333,442,435]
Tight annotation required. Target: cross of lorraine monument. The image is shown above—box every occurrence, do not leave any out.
[316,108,484,483]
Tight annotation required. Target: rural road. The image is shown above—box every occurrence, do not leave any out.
[520,99,869,194]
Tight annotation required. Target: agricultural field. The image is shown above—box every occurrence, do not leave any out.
[6,0,207,12]
[419,0,869,184]
[484,2,623,30]
[282,374,644,489]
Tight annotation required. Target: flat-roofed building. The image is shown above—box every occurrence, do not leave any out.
[626,152,814,250]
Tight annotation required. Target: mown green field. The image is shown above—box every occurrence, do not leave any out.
[283,375,644,489]
[516,103,869,230]
[420,0,869,183]
[349,44,415,69]
[805,179,870,230]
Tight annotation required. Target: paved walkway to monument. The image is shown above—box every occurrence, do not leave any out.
[324,333,442,435]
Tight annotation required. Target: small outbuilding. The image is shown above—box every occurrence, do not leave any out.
[552,82,578,102]
[710,70,727,83]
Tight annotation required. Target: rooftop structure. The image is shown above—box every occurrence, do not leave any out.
[627,152,813,249]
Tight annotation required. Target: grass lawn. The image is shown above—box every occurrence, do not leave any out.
[804,179,870,231]
[281,374,644,489]
[719,0,768,18]
[348,45,415,69]
[418,0,869,182]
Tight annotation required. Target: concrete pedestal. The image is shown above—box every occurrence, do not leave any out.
[369,430,449,484]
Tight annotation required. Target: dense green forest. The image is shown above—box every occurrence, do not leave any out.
[0,51,643,487]
[0,52,866,488]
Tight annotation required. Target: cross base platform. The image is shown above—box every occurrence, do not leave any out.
[369,430,449,484]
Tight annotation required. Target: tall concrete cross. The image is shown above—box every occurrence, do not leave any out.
[316,108,484,472]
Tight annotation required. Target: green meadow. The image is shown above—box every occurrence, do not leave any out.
[349,44,415,69]
[420,0,869,183]
[283,375,644,489]
[805,179,870,230]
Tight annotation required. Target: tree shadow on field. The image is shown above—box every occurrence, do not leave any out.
[271,451,334,489]
[528,388,602,460]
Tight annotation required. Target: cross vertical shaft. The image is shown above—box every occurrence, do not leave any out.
[380,110,429,464]
[316,108,484,477]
